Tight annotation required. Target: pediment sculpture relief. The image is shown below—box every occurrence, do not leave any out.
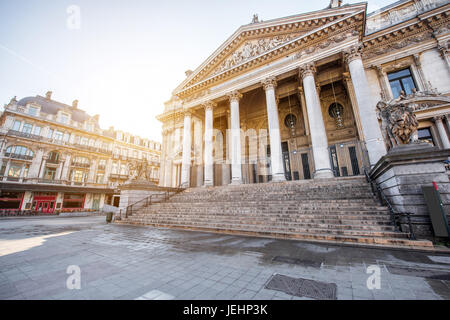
[213,33,302,75]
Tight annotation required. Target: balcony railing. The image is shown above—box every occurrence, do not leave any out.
[7,130,43,141]
[71,162,90,168]
[4,152,33,161]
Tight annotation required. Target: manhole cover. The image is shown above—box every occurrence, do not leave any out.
[272,256,321,268]
[265,274,337,300]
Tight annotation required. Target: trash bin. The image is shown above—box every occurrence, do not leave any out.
[106,212,113,223]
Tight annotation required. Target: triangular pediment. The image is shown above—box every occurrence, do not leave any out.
[174,3,367,97]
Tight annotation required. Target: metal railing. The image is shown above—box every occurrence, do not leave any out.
[122,187,184,219]
[364,168,416,240]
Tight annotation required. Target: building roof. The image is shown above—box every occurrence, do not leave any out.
[16,95,90,123]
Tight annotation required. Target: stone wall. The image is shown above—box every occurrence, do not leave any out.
[370,144,450,237]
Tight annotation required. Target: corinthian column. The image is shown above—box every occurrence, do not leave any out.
[262,77,286,182]
[228,90,243,184]
[344,44,386,166]
[434,116,450,149]
[203,101,215,186]
[299,63,334,179]
[180,111,192,187]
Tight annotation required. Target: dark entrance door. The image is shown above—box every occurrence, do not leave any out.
[301,153,311,180]
[281,142,292,181]
[348,146,360,175]
[329,145,340,177]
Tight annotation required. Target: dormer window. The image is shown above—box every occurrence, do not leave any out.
[59,113,70,124]
[28,106,40,116]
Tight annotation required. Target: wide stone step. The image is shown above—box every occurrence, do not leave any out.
[130,213,394,224]
[115,220,432,249]
[121,218,405,238]
[124,216,396,231]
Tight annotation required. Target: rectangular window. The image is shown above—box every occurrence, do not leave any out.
[388,68,417,98]
[96,173,104,184]
[8,164,22,178]
[418,127,435,146]
[28,106,39,116]
[54,131,63,140]
[33,126,41,136]
[47,128,54,139]
[43,167,57,180]
[22,123,33,134]
[12,120,21,131]
[59,113,69,124]
[63,133,70,142]
[81,137,88,145]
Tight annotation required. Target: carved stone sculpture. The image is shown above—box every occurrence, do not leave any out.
[127,160,149,182]
[376,92,419,150]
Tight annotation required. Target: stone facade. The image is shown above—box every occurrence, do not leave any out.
[0,92,161,213]
[157,0,450,189]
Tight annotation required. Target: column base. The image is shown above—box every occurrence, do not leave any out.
[203,181,214,187]
[271,173,286,182]
[313,169,334,179]
[230,179,243,185]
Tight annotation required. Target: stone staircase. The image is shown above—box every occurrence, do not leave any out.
[116,176,433,250]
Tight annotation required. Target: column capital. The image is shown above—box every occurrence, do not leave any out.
[433,115,446,122]
[261,77,277,91]
[227,90,243,103]
[438,44,449,58]
[298,63,316,80]
[202,101,217,112]
[343,44,363,64]
[182,109,193,117]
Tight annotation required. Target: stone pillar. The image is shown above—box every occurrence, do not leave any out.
[438,45,450,71]
[3,159,11,181]
[262,77,286,182]
[55,160,64,181]
[344,44,387,166]
[29,148,44,178]
[164,130,173,187]
[203,102,215,186]
[88,159,97,183]
[297,87,310,136]
[228,91,243,184]
[434,116,450,149]
[61,154,72,181]
[372,65,391,101]
[299,63,334,179]
[39,156,48,179]
[180,111,192,187]
[193,119,204,187]
[19,165,25,182]
[343,72,365,141]
[413,53,431,92]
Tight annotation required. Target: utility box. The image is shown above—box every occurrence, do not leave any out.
[422,184,450,238]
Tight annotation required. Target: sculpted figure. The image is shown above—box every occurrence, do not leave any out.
[376,98,419,150]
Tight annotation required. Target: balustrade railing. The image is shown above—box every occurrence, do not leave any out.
[364,168,416,240]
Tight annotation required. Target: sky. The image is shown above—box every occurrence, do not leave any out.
[0,0,395,142]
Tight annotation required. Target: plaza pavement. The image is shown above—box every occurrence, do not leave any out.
[0,215,449,300]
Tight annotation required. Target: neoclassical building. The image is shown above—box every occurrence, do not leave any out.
[157,0,450,188]
[0,91,161,213]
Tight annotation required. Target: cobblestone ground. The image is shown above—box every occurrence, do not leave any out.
[0,216,449,300]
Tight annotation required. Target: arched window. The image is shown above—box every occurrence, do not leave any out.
[5,145,34,159]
